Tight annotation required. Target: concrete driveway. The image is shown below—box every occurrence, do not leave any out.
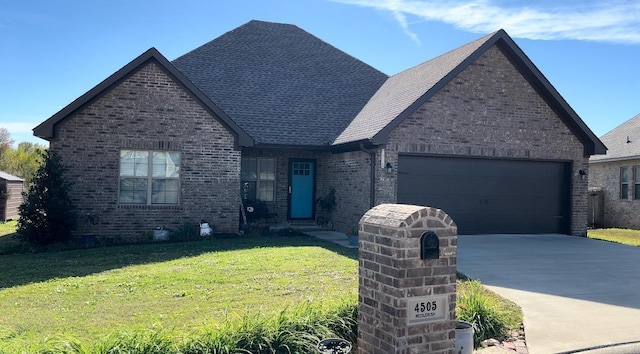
[458,234,640,354]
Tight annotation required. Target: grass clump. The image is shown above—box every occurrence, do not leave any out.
[0,301,357,354]
[456,278,522,348]
[588,228,640,246]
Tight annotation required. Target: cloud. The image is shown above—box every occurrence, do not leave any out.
[333,0,640,44]
[0,122,35,134]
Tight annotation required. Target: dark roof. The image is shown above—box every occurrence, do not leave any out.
[33,48,253,146]
[172,20,388,147]
[334,29,606,156]
[590,113,640,163]
[0,171,23,182]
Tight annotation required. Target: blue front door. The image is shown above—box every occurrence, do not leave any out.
[289,159,315,219]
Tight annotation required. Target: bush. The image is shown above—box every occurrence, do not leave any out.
[456,280,509,348]
[17,150,77,247]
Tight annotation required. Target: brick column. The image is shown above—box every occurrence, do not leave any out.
[358,204,457,354]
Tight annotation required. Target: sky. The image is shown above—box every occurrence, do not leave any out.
[1,0,639,147]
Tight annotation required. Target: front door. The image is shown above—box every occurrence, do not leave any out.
[289,159,315,219]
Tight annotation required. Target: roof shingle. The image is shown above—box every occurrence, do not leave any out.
[172,20,388,146]
[590,113,639,162]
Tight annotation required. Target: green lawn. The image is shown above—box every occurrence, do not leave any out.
[0,234,358,351]
[587,228,640,246]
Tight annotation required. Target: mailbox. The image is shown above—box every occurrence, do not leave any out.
[420,231,440,260]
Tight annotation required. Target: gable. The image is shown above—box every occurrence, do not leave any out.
[333,30,606,157]
[34,48,252,147]
[390,45,584,158]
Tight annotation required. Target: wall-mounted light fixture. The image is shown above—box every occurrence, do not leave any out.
[579,169,587,180]
[385,162,393,173]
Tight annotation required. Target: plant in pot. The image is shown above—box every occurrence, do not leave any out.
[346,226,358,246]
[316,187,336,229]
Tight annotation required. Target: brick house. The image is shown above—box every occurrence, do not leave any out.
[0,171,24,221]
[34,20,605,240]
[589,113,640,228]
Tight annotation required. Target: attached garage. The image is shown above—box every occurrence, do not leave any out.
[397,155,571,234]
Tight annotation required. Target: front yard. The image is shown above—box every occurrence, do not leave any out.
[0,233,358,352]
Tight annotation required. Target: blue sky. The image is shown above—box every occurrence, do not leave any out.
[1,0,639,147]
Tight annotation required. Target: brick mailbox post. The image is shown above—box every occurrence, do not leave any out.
[357,204,458,354]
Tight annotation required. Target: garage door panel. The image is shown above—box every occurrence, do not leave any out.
[397,155,570,234]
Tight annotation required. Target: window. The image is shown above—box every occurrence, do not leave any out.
[119,150,180,205]
[241,158,275,202]
[635,166,640,200]
[621,166,630,199]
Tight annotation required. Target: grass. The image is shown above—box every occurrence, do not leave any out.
[0,233,358,352]
[587,228,640,246]
[0,223,522,353]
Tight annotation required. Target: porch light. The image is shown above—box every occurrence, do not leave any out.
[386,162,393,173]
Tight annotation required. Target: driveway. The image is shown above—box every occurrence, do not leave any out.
[458,234,640,354]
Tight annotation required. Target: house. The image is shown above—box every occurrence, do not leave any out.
[33,20,605,240]
[589,113,640,228]
[0,171,24,221]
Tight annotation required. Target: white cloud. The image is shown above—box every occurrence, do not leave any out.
[0,122,35,134]
[333,0,640,43]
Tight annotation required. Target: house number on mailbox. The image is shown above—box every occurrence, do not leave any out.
[420,231,439,260]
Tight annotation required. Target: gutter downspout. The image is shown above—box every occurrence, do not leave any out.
[360,143,376,208]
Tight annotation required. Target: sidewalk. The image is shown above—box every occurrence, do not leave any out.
[305,230,358,248]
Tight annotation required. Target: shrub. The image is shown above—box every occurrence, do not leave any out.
[17,150,77,247]
[456,280,508,347]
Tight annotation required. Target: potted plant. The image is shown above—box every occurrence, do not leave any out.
[347,226,358,246]
[316,187,336,228]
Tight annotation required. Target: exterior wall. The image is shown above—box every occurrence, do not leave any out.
[49,61,241,240]
[384,45,589,236]
[241,148,372,233]
[0,181,24,221]
[323,150,372,233]
[241,148,325,224]
[589,159,640,229]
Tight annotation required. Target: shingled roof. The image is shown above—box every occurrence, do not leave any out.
[172,20,387,147]
[334,29,606,156]
[334,31,496,146]
[590,113,640,162]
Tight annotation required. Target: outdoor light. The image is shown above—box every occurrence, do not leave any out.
[385,162,393,173]
[579,169,587,180]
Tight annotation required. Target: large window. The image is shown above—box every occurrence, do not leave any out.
[119,150,180,205]
[241,158,275,202]
[621,166,631,199]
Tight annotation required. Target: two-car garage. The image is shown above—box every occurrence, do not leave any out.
[397,155,571,234]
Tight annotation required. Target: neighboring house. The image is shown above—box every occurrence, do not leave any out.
[34,20,605,240]
[589,113,640,228]
[0,171,24,221]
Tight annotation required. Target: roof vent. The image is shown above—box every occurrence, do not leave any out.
[627,136,631,144]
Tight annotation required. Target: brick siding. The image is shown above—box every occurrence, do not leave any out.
[49,61,241,240]
[358,204,457,354]
[589,160,640,228]
[381,45,589,236]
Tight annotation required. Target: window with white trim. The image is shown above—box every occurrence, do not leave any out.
[119,150,180,205]
[241,158,275,202]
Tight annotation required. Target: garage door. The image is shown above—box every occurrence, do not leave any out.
[397,155,571,234]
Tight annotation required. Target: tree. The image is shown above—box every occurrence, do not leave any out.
[0,142,45,186]
[17,150,76,246]
[0,128,14,164]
